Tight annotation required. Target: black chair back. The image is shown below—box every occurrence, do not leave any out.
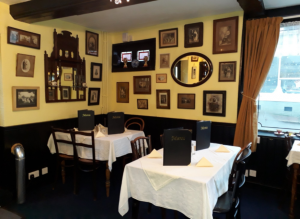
[131,135,152,161]
[51,127,74,155]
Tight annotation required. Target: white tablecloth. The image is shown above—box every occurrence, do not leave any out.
[47,130,145,171]
[286,140,300,166]
[118,142,240,219]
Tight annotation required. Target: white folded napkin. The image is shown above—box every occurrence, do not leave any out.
[124,127,128,132]
[297,143,300,146]
[95,130,105,138]
[148,149,163,158]
[215,145,230,153]
[196,157,213,167]
[74,127,78,131]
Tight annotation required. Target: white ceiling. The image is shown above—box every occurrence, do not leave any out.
[264,0,300,10]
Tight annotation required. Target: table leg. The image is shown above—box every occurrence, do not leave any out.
[61,160,66,184]
[132,199,140,219]
[289,163,299,219]
[106,162,110,197]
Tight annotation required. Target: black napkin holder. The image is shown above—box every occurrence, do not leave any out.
[196,121,211,151]
[78,110,94,131]
[163,129,191,166]
[107,112,124,135]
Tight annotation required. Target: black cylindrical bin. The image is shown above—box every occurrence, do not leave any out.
[11,143,25,204]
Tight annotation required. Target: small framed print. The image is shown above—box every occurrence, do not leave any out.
[213,16,239,54]
[117,82,129,103]
[16,53,35,77]
[203,91,226,117]
[137,99,148,109]
[178,94,195,109]
[64,73,72,81]
[91,62,102,81]
[61,86,71,100]
[160,53,170,68]
[133,76,151,94]
[12,86,40,111]
[159,28,178,48]
[156,74,167,83]
[88,88,100,105]
[184,22,203,48]
[191,66,197,79]
[8,27,40,49]
[219,61,236,82]
[156,90,170,109]
[191,56,198,62]
[86,31,99,56]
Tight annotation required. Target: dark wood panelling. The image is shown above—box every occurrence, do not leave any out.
[10,0,156,23]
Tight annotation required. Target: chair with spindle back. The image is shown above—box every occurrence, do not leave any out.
[125,117,145,131]
[130,135,152,160]
[51,127,75,191]
[72,130,101,201]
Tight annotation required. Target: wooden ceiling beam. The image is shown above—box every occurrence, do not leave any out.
[10,0,156,23]
[237,0,265,18]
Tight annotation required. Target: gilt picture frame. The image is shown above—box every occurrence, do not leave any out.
[133,76,151,94]
[178,93,195,109]
[16,53,35,77]
[12,86,40,111]
[117,82,129,103]
[137,99,148,109]
[8,26,41,49]
[156,74,167,83]
[159,28,178,48]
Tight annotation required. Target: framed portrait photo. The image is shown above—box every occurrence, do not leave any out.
[86,31,99,56]
[12,86,40,111]
[137,99,148,109]
[16,53,35,77]
[88,88,100,105]
[64,73,72,81]
[159,28,178,48]
[191,66,197,79]
[219,61,236,82]
[133,76,151,94]
[213,16,239,54]
[191,56,198,62]
[8,26,40,49]
[184,22,203,48]
[117,82,129,103]
[156,74,167,83]
[203,91,226,117]
[91,62,102,81]
[156,90,170,109]
[178,94,195,109]
[61,86,71,100]
[160,53,170,68]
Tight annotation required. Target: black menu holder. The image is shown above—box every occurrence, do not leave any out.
[107,112,124,135]
[163,129,191,166]
[196,121,211,151]
[78,110,94,131]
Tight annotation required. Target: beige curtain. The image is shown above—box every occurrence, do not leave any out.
[233,17,283,152]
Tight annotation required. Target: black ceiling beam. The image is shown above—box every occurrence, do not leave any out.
[10,0,156,23]
[266,5,300,18]
[237,0,265,18]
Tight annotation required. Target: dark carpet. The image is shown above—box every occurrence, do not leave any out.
[1,159,299,219]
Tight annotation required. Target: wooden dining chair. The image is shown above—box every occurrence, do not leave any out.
[72,130,101,201]
[130,135,152,160]
[125,117,145,131]
[51,127,75,191]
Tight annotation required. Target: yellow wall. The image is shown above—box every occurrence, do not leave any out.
[0,2,105,127]
[107,11,243,123]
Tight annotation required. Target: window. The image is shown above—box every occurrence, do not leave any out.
[258,21,300,132]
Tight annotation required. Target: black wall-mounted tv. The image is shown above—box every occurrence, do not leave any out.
[112,38,156,72]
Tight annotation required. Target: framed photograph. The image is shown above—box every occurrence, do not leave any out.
[219,61,236,82]
[156,74,167,83]
[16,53,35,77]
[117,82,129,103]
[213,16,239,54]
[12,86,40,111]
[64,73,72,81]
[159,28,178,48]
[178,94,195,109]
[48,90,55,101]
[61,86,71,100]
[191,56,198,62]
[88,88,100,106]
[7,27,40,49]
[137,99,148,109]
[203,91,226,117]
[90,62,102,81]
[184,22,203,48]
[156,90,170,109]
[160,53,170,68]
[133,76,151,94]
[191,66,197,79]
[86,31,99,56]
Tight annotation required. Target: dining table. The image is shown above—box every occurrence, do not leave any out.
[47,129,146,197]
[118,141,240,219]
[286,140,300,219]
